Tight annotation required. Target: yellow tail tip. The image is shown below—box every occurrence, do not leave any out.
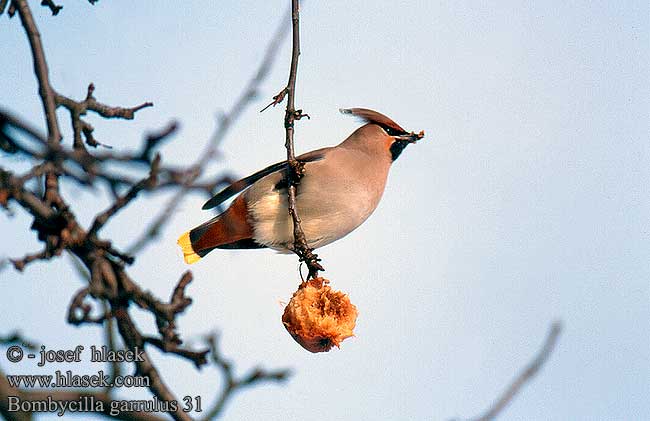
[177,231,201,264]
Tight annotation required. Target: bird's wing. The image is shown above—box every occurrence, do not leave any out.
[201,148,329,210]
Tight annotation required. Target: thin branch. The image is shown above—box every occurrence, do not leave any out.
[129,271,195,349]
[67,287,110,325]
[200,334,290,421]
[459,321,563,421]
[9,248,54,271]
[88,154,160,237]
[1,108,230,201]
[2,169,195,420]
[275,0,323,279]
[138,120,179,162]
[0,0,9,15]
[55,84,153,151]
[56,83,153,120]
[143,336,209,369]
[0,331,38,350]
[40,0,62,16]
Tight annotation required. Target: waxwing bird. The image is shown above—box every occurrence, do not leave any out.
[177,108,425,264]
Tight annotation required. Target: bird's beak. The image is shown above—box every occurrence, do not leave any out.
[394,130,425,143]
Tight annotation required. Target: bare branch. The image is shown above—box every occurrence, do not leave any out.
[0,331,38,350]
[139,120,179,162]
[40,0,62,16]
[274,0,324,279]
[67,287,110,325]
[14,0,64,212]
[200,334,290,421]
[456,321,563,421]
[14,0,60,143]
[143,337,209,369]
[9,248,54,272]
[88,155,160,237]
[55,84,153,151]
[0,0,9,15]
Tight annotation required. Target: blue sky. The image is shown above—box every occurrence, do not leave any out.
[1,1,649,420]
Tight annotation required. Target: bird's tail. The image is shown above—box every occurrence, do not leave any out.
[176,195,264,264]
[177,231,201,264]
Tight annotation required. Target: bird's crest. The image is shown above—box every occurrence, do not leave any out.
[340,108,408,136]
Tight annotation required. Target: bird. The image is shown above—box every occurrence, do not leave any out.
[177,108,424,264]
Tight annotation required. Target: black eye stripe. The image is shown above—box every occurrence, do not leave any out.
[382,125,407,136]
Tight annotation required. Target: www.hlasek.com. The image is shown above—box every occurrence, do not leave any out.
[6,370,149,388]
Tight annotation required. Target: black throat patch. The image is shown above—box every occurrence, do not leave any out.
[390,140,410,161]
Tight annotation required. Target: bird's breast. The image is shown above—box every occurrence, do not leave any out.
[244,149,390,251]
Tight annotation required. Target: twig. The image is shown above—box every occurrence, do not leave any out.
[9,248,55,272]
[55,84,153,151]
[128,271,196,353]
[0,331,38,350]
[138,120,179,162]
[274,0,323,279]
[200,334,290,421]
[0,0,9,15]
[143,336,209,369]
[459,321,563,421]
[88,154,160,237]
[2,168,195,419]
[1,108,230,201]
[40,0,62,16]
[67,287,110,325]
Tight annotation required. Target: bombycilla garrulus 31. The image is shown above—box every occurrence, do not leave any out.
[178,108,424,264]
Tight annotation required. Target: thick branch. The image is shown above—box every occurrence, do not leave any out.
[14,0,60,144]
[14,0,64,210]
